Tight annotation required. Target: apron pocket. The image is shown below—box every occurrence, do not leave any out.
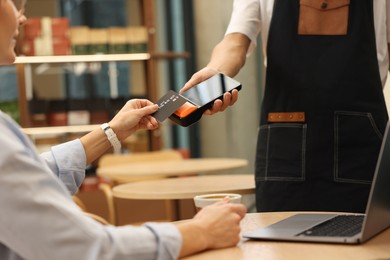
[256,123,307,181]
[298,0,350,35]
[334,111,383,184]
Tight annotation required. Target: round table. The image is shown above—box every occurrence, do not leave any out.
[113,174,255,200]
[113,174,255,220]
[97,158,248,181]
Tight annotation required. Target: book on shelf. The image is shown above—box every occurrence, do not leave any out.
[89,29,109,54]
[108,27,128,54]
[28,98,131,127]
[47,99,68,126]
[127,26,148,53]
[69,26,90,55]
[20,17,70,56]
[67,99,90,126]
[89,98,109,124]
[28,99,49,127]
[129,62,146,97]
[86,28,131,99]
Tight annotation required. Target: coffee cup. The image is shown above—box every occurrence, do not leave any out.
[193,193,242,212]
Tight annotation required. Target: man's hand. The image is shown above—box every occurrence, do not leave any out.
[180,67,239,115]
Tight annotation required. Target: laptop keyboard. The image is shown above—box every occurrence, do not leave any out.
[296,215,365,237]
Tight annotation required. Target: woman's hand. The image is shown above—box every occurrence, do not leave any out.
[108,99,159,141]
[177,199,247,257]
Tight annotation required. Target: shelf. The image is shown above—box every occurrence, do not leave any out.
[14,53,151,64]
[15,0,178,150]
[150,51,191,59]
[22,125,139,152]
[22,124,101,137]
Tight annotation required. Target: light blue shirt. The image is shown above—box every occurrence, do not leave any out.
[0,112,182,260]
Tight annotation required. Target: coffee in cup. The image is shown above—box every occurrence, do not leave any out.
[193,193,242,211]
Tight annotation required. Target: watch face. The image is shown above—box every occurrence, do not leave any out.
[180,73,241,107]
[101,123,110,131]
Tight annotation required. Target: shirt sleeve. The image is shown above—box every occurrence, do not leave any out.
[225,0,261,55]
[0,114,182,260]
[40,139,86,195]
[145,223,183,260]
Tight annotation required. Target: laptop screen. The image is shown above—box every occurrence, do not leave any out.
[361,121,390,241]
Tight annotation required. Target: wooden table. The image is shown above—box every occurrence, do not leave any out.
[97,158,248,181]
[113,174,255,220]
[182,212,390,260]
[113,174,255,200]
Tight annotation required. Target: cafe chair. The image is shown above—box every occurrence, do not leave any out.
[83,212,110,225]
[98,182,116,225]
[72,196,110,225]
[98,149,184,184]
[72,195,87,211]
[97,149,183,225]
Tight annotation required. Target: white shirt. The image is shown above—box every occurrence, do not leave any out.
[0,112,181,260]
[226,0,390,86]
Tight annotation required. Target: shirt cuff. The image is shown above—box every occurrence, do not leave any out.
[41,139,86,194]
[144,222,182,260]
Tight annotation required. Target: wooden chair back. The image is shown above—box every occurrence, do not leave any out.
[97,149,184,225]
[72,196,110,225]
[98,149,184,183]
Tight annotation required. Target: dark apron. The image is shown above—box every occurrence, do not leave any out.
[255,0,388,213]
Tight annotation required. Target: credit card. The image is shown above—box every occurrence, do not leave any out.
[152,90,188,122]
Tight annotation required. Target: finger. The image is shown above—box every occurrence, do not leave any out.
[140,117,149,126]
[141,115,158,128]
[136,99,156,108]
[146,121,158,130]
[137,104,159,116]
[204,100,223,115]
[212,198,230,206]
[230,89,239,104]
[180,68,218,93]
[181,76,203,93]
[229,204,247,219]
[223,196,231,202]
[148,116,159,128]
[219,93,232,112]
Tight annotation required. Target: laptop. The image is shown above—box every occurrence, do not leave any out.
[243,122,390,244]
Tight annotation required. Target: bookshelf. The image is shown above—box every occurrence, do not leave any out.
[15,53,150,126]
[15,0,190,151]
[15,54,151,64]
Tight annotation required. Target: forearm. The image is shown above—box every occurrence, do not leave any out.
[79,126,113,165]
[80,100,159,165]
[177,220,208,257]
[207,33,251,77]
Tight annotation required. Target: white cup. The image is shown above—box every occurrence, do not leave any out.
[193,193,242,211]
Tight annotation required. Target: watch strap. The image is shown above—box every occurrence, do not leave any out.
[100,123,121,153]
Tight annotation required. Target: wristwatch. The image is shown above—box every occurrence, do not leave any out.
[100,123,121,153]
